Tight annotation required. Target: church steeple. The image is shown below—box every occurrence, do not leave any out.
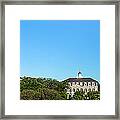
[78,71,83,78]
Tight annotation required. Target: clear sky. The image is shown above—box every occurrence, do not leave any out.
[20,20,100,81]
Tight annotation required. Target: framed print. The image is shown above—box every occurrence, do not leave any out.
[0,0,120,119]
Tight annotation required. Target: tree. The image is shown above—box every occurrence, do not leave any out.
[20,90,35,100]
[20,77,69,100]
[20,77,100,100]
[86,91,100,100]
[73,91,85,100]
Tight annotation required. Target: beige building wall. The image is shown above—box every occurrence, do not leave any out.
[67,81,99,97]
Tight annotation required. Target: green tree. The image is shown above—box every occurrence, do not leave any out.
[20,77,100,100]
[20,90,35,100]
[20,77,69,100]
[86,91,100,100]
[73,91,85,100]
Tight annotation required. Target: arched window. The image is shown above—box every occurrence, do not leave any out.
[69,95,71,98]
[73,88,75,92]
[70,89,72,92]
[84,88,87,92]
[86,82,88,86]
[84,82,87,86]
[88,88,91,92]
[92,82,95,86]
[88,82,91,86]
[77,88,79,91]
[80,88,83,92]
[80,82,83,86]
[96,82,98,86]
[92,88,95,91]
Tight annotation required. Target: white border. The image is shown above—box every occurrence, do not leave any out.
[5,5,115,115]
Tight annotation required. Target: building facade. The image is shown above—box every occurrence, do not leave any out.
[66,72,100,99]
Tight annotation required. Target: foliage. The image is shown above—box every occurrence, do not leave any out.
[20,76,68,100]
[73,91,100,100]
[73,91,85,100]
[87,91,100,100]
[20,76,100,100]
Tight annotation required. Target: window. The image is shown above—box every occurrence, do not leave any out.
[70,89,72,92]
[71,82,72,86]
[80,82,83,86]
[88,88,91,92]
[69,95,71,98]
[80,88,83,92]
[86,82,88,86]
[77,88,79,91]
[88,82,91,86]
[92,82,95,86]
[84,88,87,92]
[84,82,87,86]
[73,88,75,92]
[92,88,95,91]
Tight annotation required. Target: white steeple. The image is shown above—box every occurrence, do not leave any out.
[77,71,83,78]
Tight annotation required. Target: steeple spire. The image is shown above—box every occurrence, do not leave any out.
[78,71,83,78]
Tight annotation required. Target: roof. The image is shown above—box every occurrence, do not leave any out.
[66,78,99,84]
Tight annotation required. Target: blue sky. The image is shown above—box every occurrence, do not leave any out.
[20,20,100,81]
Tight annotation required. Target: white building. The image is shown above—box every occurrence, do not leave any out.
[66,72,100,99]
